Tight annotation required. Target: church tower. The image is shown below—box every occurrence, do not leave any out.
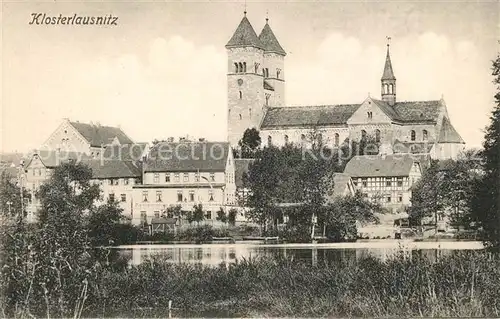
[381,42,396,106]
[226,12,266,147]
[258,17,286,108]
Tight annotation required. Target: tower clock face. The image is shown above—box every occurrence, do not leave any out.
[237,79,243,86]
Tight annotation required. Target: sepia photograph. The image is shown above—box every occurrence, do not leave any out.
[1,0,499,317]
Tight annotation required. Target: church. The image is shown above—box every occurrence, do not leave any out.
[226,13,465,160]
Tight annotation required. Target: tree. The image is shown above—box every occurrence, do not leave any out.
[228,208,237,226]
[236,128,262,158]
[192,204,205,225]
[0,170,28,217]
[471,56,500,251]
[216,207,228,223]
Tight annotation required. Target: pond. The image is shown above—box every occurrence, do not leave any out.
[117,240,484,266]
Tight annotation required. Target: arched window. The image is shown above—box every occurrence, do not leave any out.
[422,129,428,141]
[238,62,243,73]
[239,114,242,120]
[254,62,259,73]
[284,134,289,145]
[239,91,242,99]
[249,108,252,116]
[234,63,238,73]
[389,84,394,94]
[410,130,416,141]
[384,84,389,94]
[375,129,381,143]
[267,135,272,146]
[301,134,306,143]
[361,130,367,140]
[276,68,281,79]
[243,62,247,73]
[334,133,339,146]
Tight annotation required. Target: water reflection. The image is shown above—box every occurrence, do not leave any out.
[117,241,483,266]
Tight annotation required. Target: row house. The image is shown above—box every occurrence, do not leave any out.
[131,141,236,225]
[343,154,422,213]
[84,159,142,219]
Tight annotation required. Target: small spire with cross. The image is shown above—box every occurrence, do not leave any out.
[386,36,392,48]
[244,0,247,16]
[266,9,269,23]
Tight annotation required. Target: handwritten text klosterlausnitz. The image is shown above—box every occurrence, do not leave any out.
[29,13,118,26]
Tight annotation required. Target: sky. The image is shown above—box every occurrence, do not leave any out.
[1,0,498,152]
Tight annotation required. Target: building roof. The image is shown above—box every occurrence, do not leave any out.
[83,160,142,179]
[24,150,91,168]
[261,104,360,129]
[234,158,254,188]
[393,140,435,154]
[258,22,286,56]
[329,173,353,197]
[102,143,148,162]
[438,117,465,144]
[69,121,134,147]
[144,142,230,172]
[225,16,264,50]
[344,154,419,178]
[382,45,396,81]
[151,217,177,225]
[391,100,443,123]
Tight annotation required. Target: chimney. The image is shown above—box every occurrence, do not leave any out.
[199,138,206,142]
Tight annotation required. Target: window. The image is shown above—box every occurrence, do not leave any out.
[361,130,367,140]
[375,129,381,143]
[411,130,416,141]
[389,84,394,94]
[387,196,392,203]
[276,68,281,79]
[165,174,170,182]
[267,135,272,146]
[156,191,162,202]
[243,62,247,73]
[108,179,113,185]
[398,195,403,202]
[195,172,200,182]
[386,179,392,187]
[124,179,129,185]
[183,173,189,182]
[362,178,368,187]
[334,133,339,146]
[142,191,148,202]
[239,91,242,99]
[177,191,183,202]
[120,194,126,202]
[239,114,242,120]
[249,108,252,117]
[140,211,147,223]
[210,173,215,182]
[263,68,269,78]
[238,62,243,73]
[109,193,115,202]
[397,178,403,187]
[301,134,306,144]
[265,93,271,106]
[174,173,180,182]
[423,130,428,141]
[154,211,160,218]
[189,190,195,202]
[209,190,214,201]
[367,112,373,119]
[234,63,238,73]
[205,211,212,220]
[284,134,289,145]
[254,62,260,73]
[154,173,159,183]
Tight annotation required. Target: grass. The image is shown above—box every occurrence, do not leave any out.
[82,250,500,318]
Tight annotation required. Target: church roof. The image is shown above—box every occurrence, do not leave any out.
[382,45,396,80]
[258,22,286,56]
[344,154,419,178]
[226,16,265,50]
[391,100,443,123]
[260,104,360,129]
[438,117,465,144]
[69,121,134,147]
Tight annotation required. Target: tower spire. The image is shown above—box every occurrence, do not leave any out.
[266,9,269,23]
[382,36,395,81]
[381,36,396,106]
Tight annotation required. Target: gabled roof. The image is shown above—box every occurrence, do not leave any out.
[234,158,254,188]
[260,104,360,129]
[82,159,141,179]
[144,142,230,172]
[344,154,419,178]
[391,100,443,123]
[438,117,465,144]
[69,121,133,147]
[382,45,396,81]
[102,143,148,162]
[225,16,265,50]
[24,150,91,168]
[258,22,286,56]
